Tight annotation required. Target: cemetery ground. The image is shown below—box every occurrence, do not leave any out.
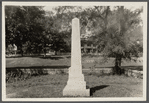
[6,55,143,98]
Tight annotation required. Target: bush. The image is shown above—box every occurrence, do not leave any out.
[56,69,66,75]
[6,68,48,83]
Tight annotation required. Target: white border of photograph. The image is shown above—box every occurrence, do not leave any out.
[2,1,147,101]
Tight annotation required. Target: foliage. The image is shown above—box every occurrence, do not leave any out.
[5,6,45,56]
[82,6,143,74]
[5,6,143,71]
[6,68,48,83]
[44,6,143,73]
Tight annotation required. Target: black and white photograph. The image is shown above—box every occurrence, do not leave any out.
[2,2,147,101]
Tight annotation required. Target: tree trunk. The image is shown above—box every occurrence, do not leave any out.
[55,51,57,55]
[20,47,23,57]
[115,56,122,66]
[14,50,17,56]
[43,48,46,57]
[114,55,122,75]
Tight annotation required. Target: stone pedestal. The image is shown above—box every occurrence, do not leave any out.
[63,18,90,97]
[63,71,89,96]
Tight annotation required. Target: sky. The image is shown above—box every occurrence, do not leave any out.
[43,5,142,11]
[43,6,143,20]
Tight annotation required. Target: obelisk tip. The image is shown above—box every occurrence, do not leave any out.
[73,17,79,20]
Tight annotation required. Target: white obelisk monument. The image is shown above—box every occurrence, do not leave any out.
[63,18,90,96]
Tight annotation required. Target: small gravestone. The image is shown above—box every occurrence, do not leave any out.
[63,18,90,96]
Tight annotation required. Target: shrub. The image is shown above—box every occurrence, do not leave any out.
[6,68,48,83]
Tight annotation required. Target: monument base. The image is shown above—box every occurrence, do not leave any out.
[63,74,90,97]
[63,85,90,97]
[63,88,90,97]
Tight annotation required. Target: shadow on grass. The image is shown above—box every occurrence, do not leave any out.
[6,65,70,69]
[6,55,68,60]
[40,56,63,60]
[90,85,109,96]
[6,55,42,58]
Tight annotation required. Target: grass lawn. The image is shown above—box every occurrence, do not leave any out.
[6,55,143,98]
[6,73,143,98]
[6,55,143,70]
[6,56,71,68]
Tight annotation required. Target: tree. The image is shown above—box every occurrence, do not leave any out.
[52,6,94,54]
[5,6,45,56]
[41,11,71,56]
[43,6,79,55]
[45,6,143,70]
[85,6,143,74]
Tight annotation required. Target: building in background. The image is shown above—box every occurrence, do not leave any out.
[81,37,99,55]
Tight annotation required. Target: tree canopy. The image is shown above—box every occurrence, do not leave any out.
[83,6,143,74]
[5,6,45,55]
[53,6,143,74]
[5,6,70,56]
[5,5,143,65]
